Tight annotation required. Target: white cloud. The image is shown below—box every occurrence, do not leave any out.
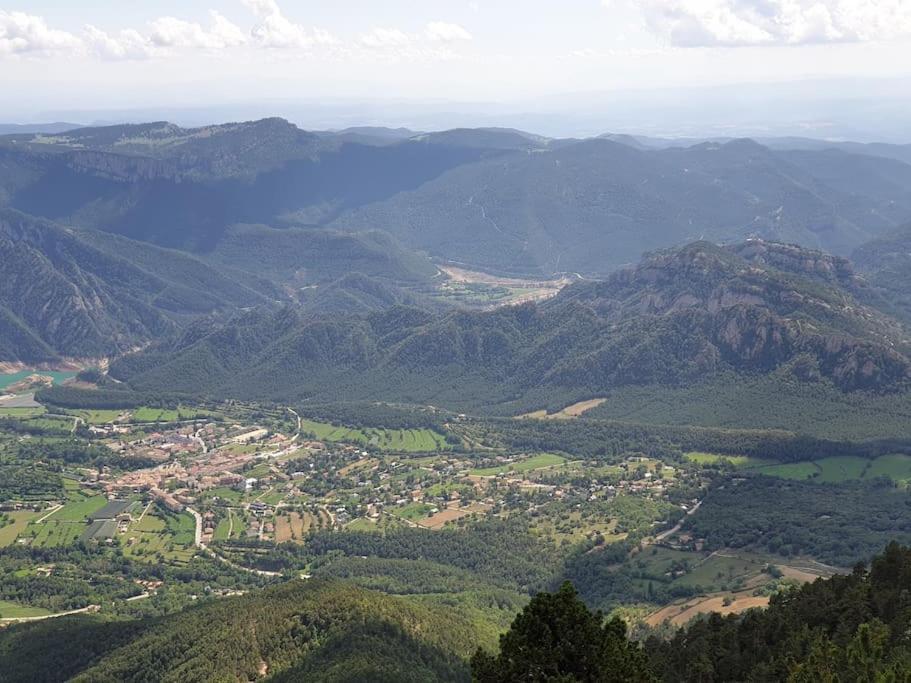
[83,25,155,60]
[241,0,336,48]
[626,0,911,47]
[358,22,472,60]
[359,28,412,49]
[0,10,82,55]
[149,11,246,49]
[425,21,473,43]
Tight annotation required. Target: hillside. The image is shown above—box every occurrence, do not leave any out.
[0,209,280,363]
[852,222,911,323]
[3,122,911,274]
[208,224,438,286]
[0,580,483,683]
[329,138,911,275]
[0,119,505,251]
[111,240,911,423]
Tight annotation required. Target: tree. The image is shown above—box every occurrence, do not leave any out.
[471,581,651,682]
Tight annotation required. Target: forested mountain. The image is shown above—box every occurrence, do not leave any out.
[3,119,911,275]
[111,239,911,413]
[7,545,911,682]
[207,224,438,286]
[0,580,482,682]
[852,222,911,323]
[0,119,506,251]
[0,209,279,363]
[330,137,911,275]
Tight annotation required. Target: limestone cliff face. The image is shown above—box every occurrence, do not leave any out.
[561,240,911,391]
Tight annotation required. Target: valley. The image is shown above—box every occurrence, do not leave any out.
[2,117,911,681]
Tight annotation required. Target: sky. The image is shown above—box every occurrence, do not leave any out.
[2,1,911,137]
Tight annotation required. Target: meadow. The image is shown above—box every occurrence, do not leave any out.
[299,419,450,452]
[0,598,52,619]
[470,453,566,476]
[688,452,911,485]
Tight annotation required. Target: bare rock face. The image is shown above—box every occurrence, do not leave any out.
[564,240,911,391]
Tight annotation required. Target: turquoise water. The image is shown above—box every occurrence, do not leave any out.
[0,370,77,391]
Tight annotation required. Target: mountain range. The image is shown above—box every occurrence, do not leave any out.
[109,239,911,421]
[3,119,911,275]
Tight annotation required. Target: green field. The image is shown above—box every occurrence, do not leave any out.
[47,495,108,522]
[132,406,212,423]
[31,520,84,547]
[206,487,244,503]
[0,599,52,619]
[299,419,449,452]
[164,512,196,545]
[395,503,435,521]
[471,453,566,477]
[864,454,911,482]
[213,513,233,541]
[685,452,769,468]
[750,461,822,480]
[66,409,125,424]
[813,456,869,483]
[0,407,45,418]
[0,511,39,546]
[730,454,911,484]
[124,513,195,563]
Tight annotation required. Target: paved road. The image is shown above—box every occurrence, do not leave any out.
[0,604,98,623]
[652,500,703,544]
[187,506,203,547]
[287,407,301,442]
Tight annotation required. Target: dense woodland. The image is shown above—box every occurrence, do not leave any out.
[5,544,911,681]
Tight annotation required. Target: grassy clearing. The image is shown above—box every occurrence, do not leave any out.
[299,419,449,452]
[0,599,51,618]
[66,409,124,425]
[750,462,821,480]
[0,511,39,546]
[124,513,195,564]
[685,452,769,467]
[30,521,83,548]
[48,496,108,522]
[206,487,244,503]
[131,406,212,423]
[813,456,869,483]
[0,407,45,418]
[865,454,911,482]
[395,503,435,521]
[471,453,566,477]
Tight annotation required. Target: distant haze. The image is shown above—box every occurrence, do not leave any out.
[2,1,911,141]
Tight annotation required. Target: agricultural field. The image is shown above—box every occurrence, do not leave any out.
[65,409,126,424]
[394,502,436,522]
[123,511,195,563]
[689,452,911,485]
[864,454,911,483]
[132,406,214,422]
[48,495,108,522]
[530,508,625,544]
[299,419,450,452]
[274,511,313,542]
[0,599,52,619]
[0,407,45,418]
[685,452,769,468]
[470,453,566,476]
[0,511,39,546]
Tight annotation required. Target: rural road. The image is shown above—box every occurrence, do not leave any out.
[188,506,282,577]
[652,500,703,544]
[288,407,301,442]
[0,604,98,624]
[187,506,203,547]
